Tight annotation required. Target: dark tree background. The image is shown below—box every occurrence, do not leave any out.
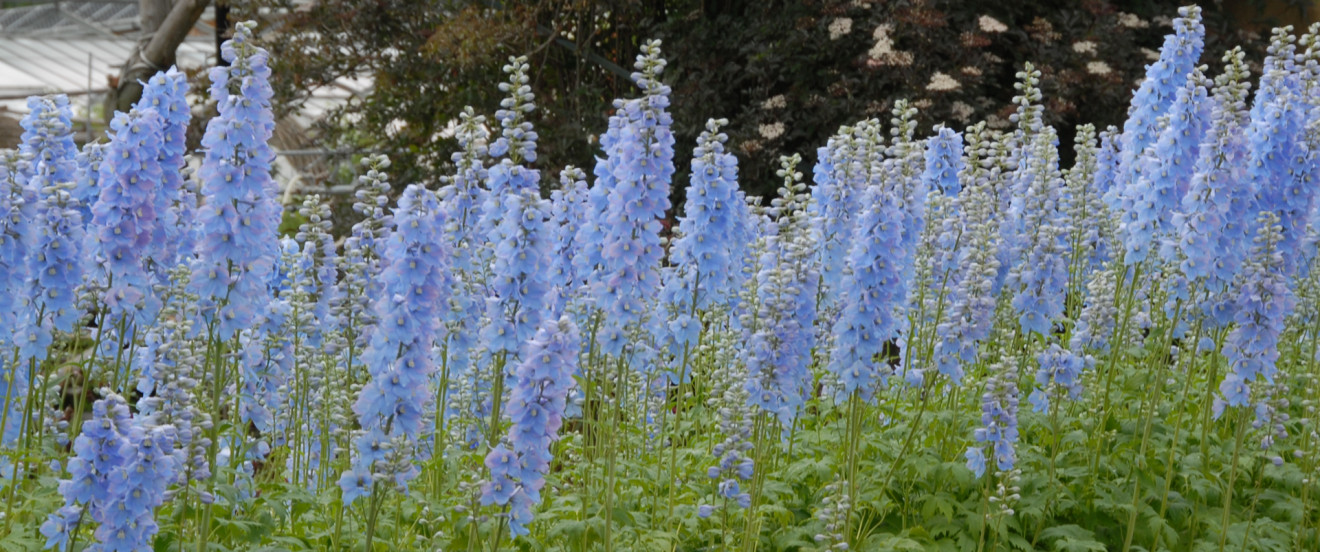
[232,0,1271,208]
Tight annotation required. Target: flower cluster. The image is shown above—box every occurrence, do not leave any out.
[481,317,580,536]
[932,124,1002,385]
[91,108,167,323]
[192,21,280,338]
[966,357,1020,478]
[580,40,676,356]
[1217,211,1292,414]
[43,392,177,552]
[745,155,819,426]
[1114,6,1205,248]
[342,184,451,499]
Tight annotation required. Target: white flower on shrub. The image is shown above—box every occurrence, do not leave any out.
[951,101,974,123]
[759,122,785,140]
[762,95,787,110]
[978,15,1007,33]
[829,18,853,40]
[868,24,912,66]
[1072,41,1097,55]
[1087,61,1113,75]
[1117,12,1149,28]
[926,72,960,91]
[1141,47,1160,61]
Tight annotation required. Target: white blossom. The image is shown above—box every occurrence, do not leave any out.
[1117,12,1149,29]
[829,18,853,40]
[762,95,787,110]
[1086,61,1113,75]
[759,122,785,140]
[951,101,975,123]
[868,24,912,66]
[979,15,1007,33]
[1072,41,1098,55]
[926,72,960,91]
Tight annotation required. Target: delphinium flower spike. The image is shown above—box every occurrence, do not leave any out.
[16,167,87,371]
[43,392,178,552]
[138,67,197,276]
[582,40,675,357]
[923,126,964,197]
[745,154,819,426]
[932,123,1002,385]
[657,118,743,362]
[480,57,551,363]
[906,126,965,379]
[809,123,869,314]
[1005,124,1068,337]
[1216,211,1292,415]
[42,392,133,550]
[287,195,342,486]
[0,151,32,348]
[90,108,167,325]
[827,130,906,401]
[1175,48,1253,325]
[340,154,393,384]
[966,356,1021,479]
[1248,28,1317,277]
[814,478,852,551]
[136,265,212,486]
[666,118,743,312]
[482,316,580,537]
[434,114,493,447]
[21,95,78,211]
[1113,6,1205,238]
[702,330,753,510]
[1128,67,1210,266]
[886,101,929,295]
[341,183,451,500]
[1061,125,1112,282]
[547,166,589,314]
[0,151,34,450]
[477,57,539,247]
[191,21,280,339]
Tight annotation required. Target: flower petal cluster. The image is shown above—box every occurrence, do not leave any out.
[191,21,280,338]
[966,358,1020,478]
[933,124,1002,385]
[745,155,819,426]
[1125,68,1209,265]
[809,123,869,312]
[138,67,196,275]
[666,118,743,312]
[548,166,590,314]
[481,317,580,536]
[1006,125,1069,337]
[343,184,451,498]
[1028,344,1086,412]
[480,58,551,359]
[91,108,167,322]
[581,41,675,356]
[1174,48,1253,321]
[1217,211,1293,414]
[44,392,177,552]
[1114,6,1205,234]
